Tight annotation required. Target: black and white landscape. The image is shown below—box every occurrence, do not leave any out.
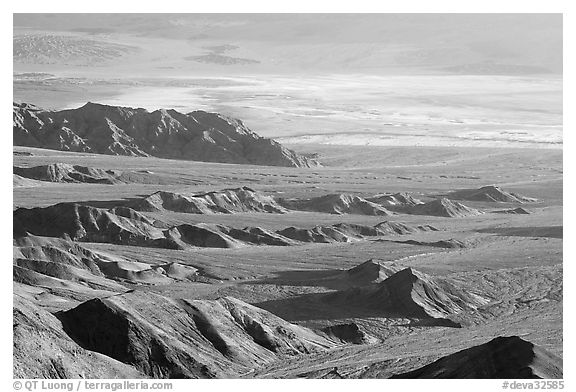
[13,14,562,380]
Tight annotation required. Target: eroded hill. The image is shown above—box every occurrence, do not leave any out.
[13,202,438,249]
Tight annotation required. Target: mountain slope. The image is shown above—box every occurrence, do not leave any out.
[325,267,488,321]
[14,163,121,184]
[446,185,537,203]
[344,259,405,285]
[13,102,318,168]
[13,203,167,246]
[407,198,483,218]
[13,294,144,379]
[391,336,563,379]
[367,192,424,212]
[280,193,393,215]
[58,291,338,378]
[134,187,287,214]
[14,203,435,250]
[495,207,532,214]
[13,235,197,286]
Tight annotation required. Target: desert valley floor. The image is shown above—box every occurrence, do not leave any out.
[12,143,562,379]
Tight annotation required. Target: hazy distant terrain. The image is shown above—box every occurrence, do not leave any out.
[13,14,562,149]
[13,14,562,74]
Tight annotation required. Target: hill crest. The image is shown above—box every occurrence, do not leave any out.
[13,102,319,168]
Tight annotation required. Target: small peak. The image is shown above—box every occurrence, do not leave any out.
[347,259,380,273]
[432,197,450,206]
[81,101,105,109]
[479,185,500,190]
[388,267,421,281]
[358,258,381,267]
[78,102,122,113]
[486,336,535,351]
[78,102,143,113]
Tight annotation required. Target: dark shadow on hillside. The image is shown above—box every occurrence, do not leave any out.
[239,269,345,289]
[476,226,562,239]
[72,196,148,209]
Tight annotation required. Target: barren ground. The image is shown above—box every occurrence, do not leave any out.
[13,143,562,378]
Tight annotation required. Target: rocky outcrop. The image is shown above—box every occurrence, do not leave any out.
[494,207,532,214]
[134,187,287,214]
[407,198,483,218]
[165,224,256,248]
[58,291,338,378]
[13,236,108,273]
[344,259,405,285]
[13,235,196,286]
[325,267,488,321]
[13,102,318,167]
[13,174,44,188]
[391,336,563,379]
[446,185,537,203]
[280,193,393,215]
[392,239,467,249]
[277,226,346,243]
[13,203,167,247]
[367,192,424,212]
[14,203,438,250]
[372,221,438,234]
[13,295,144,379]
[13,163,121,184]
[277,221,436,244]
[320,323,376,344]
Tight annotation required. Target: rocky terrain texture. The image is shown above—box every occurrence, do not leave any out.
[11,14,562,380]
[406,197,483,218]
[13,102,318,167]
[446,185,538,203]
[325,267,488,323]
[277,191,484,218]
[276,222,436,244]
[390,239,467,249]
[279,193,394,215]
[495,207,532,215]
[58,291,338,378]
[14,163,122,184]
[366,192,424,212]
[320,323,377,345]
[13,295,144,379]
[342,259,406,285]
[13,202,438,250]
[12,144,561,380]
[13,162,173,187]
[134,188,483,219]
[13,235,199,290]
[134,187,287,214]
[14,203,166,245]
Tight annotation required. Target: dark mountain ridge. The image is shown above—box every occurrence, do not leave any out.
[13,203,439,250]
[13,102,318,168]
[391,336,563,379]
